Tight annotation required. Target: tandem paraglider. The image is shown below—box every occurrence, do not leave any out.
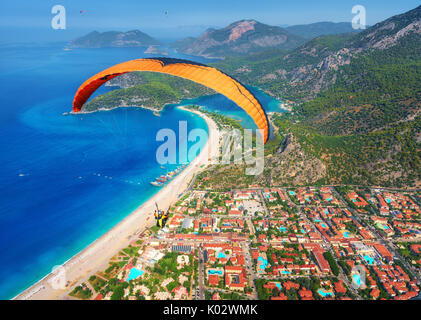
[154,202,170,229]
[72,57,269,143]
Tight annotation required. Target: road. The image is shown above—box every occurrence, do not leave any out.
[258,190,271,217]
[197,246,205,300]
[241,242,258,299]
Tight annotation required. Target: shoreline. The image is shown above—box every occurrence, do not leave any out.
[63,105,162,117]
[14,106,221,300]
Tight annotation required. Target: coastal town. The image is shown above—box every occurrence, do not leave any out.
[67,186,421,301]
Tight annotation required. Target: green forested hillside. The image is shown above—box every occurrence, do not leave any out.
[83,72,214,112]
[83,6,421,188]
[273,115,420,187]
[296,34,421,135]
[201,6,421,188]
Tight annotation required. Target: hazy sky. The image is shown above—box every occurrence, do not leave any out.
[0,0,419,42]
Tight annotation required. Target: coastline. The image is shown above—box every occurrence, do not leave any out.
[64,105,162,117]
[14,106,221,300]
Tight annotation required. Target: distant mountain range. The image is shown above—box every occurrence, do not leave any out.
[171,20,365,58]
[69,30,160,48]
[69,20,363,55]
[216,5,421,101]
[285,22,360,39]
[74,5,421,188]
[170,20,305,58]
[210,5,421,188]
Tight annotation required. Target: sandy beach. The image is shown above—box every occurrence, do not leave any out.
[14,107,221,300]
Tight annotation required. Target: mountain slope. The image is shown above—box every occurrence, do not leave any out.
[70,30,160,48]
[285,22,360,39]
[172,20,305,57]
[206,5,421,188]
[214,5,421,102]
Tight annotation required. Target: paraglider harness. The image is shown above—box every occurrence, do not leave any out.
[154,202,169,229]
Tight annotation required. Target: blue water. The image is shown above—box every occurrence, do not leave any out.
[208,270,223,275]
[217,252,227,259]
[352,274,362,287]
[364,255,375,265]
[258,257,268,271]
[127,268,144,282]
[0,42,282,300]
[0,43,214,300]
[176,87,285,138]
[318,289,334,297]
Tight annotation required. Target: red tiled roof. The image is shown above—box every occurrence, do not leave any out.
[271,293,288,300]
[208,274,219,286]
[334,281,347,294]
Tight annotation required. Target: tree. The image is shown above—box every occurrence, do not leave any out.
[111,286,125,300]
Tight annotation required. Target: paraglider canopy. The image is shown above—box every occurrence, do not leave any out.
[72,57,269,143]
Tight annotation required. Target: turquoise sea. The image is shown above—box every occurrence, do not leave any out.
[0,43,283,299]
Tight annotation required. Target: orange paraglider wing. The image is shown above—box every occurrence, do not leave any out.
[72,57,269,143]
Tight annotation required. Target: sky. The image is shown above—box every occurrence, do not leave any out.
[0,0,419,42]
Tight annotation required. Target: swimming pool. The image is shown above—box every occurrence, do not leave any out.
[318,289,334,297]
[258,257,268,270]
[364,255,375,265]
[343,232,351,238]
[217,252,227,259]
[352,273,362,287]
[208,270,223,275]
[127,268,144,281]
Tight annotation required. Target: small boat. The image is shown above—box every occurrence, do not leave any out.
[149,164,190,187]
